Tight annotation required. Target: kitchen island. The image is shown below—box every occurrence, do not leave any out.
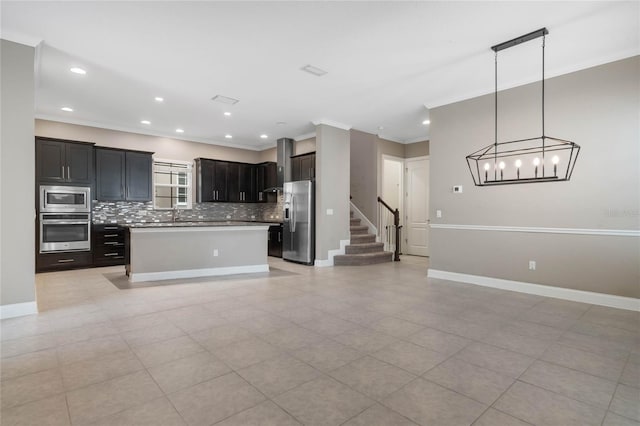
[124,221,270,282]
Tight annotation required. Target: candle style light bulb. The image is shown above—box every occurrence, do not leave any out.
[484,163,490,182]
[515,159,522,179]
[499,161,505,180]
[533,157,540,178]
[552,155,559,177]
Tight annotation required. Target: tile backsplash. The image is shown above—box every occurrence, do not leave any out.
[93,196,283,224]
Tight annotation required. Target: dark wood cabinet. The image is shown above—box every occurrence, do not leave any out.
[268,224,283,257]
[36,137,94,185]
[290,152,315,181]
[92,224,125,266]
[95,148,125,200]
[227,162,256,202]
[196,159,228,202]
[125,152,152,201]
[256,162,277,202]
[95,148,153,202]
[36,251,93,272]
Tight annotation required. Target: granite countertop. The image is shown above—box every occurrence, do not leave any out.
[121,220,280,228]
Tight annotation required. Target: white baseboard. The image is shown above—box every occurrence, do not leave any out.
[315,239,350,267]
[428,269,640,312]
[0,301,38,319]
[129,264,270,283]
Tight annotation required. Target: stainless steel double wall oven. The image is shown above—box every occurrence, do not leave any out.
[39,185,91,253]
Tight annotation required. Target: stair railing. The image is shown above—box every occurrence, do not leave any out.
[377,196,401,261]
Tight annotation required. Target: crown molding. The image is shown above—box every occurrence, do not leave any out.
[1,32,43,47]
[294,132,316,141]
[312,119,351,131]
[35,115,263,151]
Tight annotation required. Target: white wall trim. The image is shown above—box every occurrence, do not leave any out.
[315,239,350,267]
[312,120,352,131]
[294,132,316,142]
[0,301,38,319]
[1,33,43,47]
[129,264,269,283]
[430,224,640,237]
[428,269,640,312]
[350,201,377,236]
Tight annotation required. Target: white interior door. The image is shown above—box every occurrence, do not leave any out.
[405,157,429,256]
[382,157,403,222]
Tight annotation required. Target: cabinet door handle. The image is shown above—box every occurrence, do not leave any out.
[67,166,71,179]
[104,227,119,230]
[104,234,119,237]
[57,259,75,263]
[104,241,120,245]
[61,166,65,179]
[268,232,271,241]
[278,232,281,242]
[104,253,119,257]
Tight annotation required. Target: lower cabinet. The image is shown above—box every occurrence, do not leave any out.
[268,224,283,258]
[92,224,126,266]
[36,251,93,272]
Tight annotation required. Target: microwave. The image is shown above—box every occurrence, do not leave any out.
[40,185,91,213]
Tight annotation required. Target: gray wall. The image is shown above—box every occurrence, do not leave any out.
[315,124,350,261]
[1,40,36,308]
[35,120,263,164]
[405,140,429,158]
[294,137,316,155]
[350,130,377,223]
[430,56,640,298]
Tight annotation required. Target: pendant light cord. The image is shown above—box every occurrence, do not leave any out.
[494,50,498,180]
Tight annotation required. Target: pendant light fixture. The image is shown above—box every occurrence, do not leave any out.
[466,28,580,186]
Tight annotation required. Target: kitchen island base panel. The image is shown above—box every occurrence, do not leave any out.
[128,264,269,282]
[126,224,269,282]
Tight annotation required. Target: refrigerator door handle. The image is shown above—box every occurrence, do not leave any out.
[290,194,296,233]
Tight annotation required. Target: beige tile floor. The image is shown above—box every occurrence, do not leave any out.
[1,256,638,425]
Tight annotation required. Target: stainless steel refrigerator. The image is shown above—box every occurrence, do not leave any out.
[283,180,314,265]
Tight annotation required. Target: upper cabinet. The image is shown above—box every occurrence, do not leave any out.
[36,137,94,185]
[195,159,228,202]
[256,162,277,202]
[95,148,153,201]
[196,159,276,203]
[290,152,315,181]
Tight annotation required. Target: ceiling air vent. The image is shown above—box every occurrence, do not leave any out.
[300,64,327,77]
[211,95,239,105]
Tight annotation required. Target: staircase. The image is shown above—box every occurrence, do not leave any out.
[334,212,393,266]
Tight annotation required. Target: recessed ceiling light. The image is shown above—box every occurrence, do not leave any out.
[61,107,73,112]
[260,134,268,139]
[225,134,232,139]
[140,120,151,125]
[212,95,239,105]
[422,119,431,125]
[300,64,328,77]
[378,126,384,130]
[224,112,232,117]
[70,67,86,75]
[155,97,164,102]
[276,122,287,126]
[176,128,184,133]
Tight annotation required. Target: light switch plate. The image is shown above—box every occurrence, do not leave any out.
[436,210,442,218]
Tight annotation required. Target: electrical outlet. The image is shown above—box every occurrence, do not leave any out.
[529,260,536,270]
[326,209,334,215]
[226,215,231,219]
[436,210,442,218]
[213,249,219,257]
[251,215,256,219]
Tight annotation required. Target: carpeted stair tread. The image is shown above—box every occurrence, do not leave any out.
[334,251,393,266]
[350,234,376,243]
[345,242,385,254]
[350,225,369,234]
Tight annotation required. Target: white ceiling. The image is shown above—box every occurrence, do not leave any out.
[2,1,638,150]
